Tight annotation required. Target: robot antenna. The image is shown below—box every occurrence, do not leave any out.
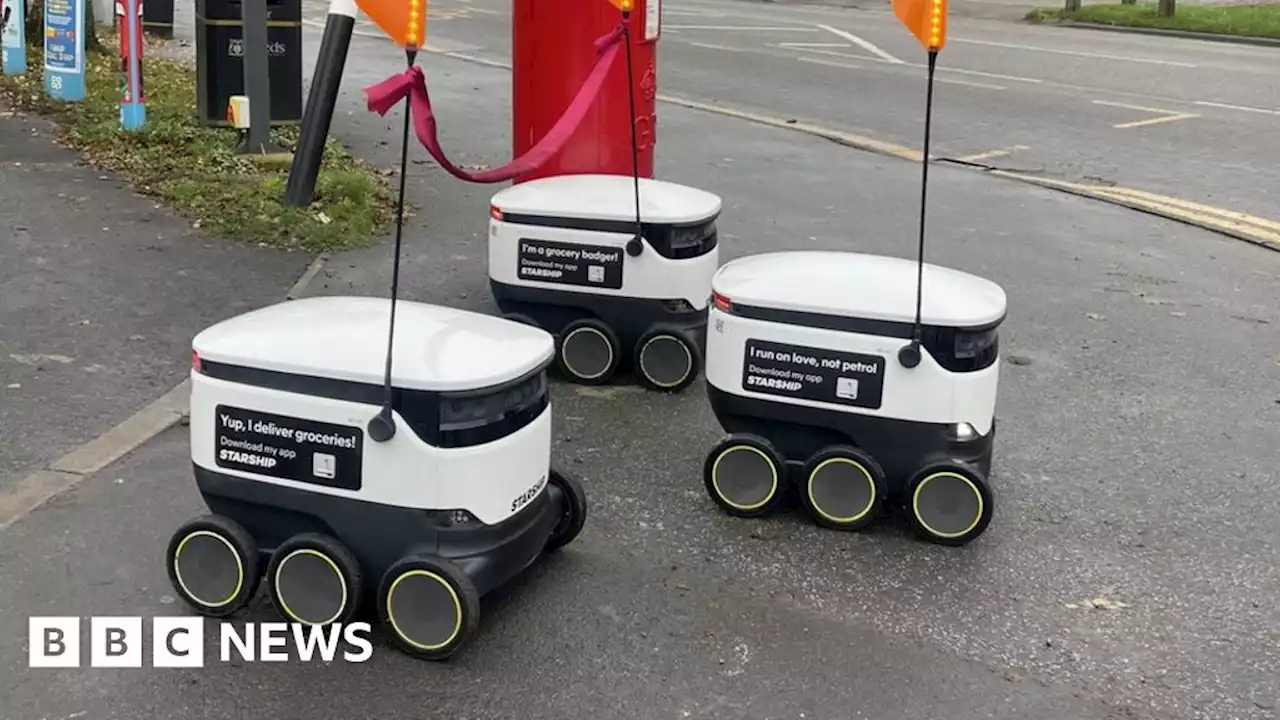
[620,7,645,258]
[368,46,420,442]
[897,49,939,370]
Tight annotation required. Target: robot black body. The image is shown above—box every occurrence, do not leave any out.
[167,297,588,660]
[700,251,1006,546]
[488,174,721,393]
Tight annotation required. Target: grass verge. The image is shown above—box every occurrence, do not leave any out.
[1026,3,1280,38]
[0,29,397,252]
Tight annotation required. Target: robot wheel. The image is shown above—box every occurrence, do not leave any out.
[165,514,261,618]
[266,533,364,627]
[799,445,886,532]
[905,462,994,546]
[555,317,621,386]
[702,433,789,518]
[378,554,480,661]
[544,465,589,552]
[633,325,702,394]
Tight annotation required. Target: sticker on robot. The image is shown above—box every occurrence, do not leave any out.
[215,405,364,490]
[516,238,623,290]
[741,339,885,410]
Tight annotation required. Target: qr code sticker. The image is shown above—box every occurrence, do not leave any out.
[588,265,605,283]
[836,377,859,400]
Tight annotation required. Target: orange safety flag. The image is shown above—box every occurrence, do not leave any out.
[355,0,428,48]
[893,0,946,51]
[605,0,633,11]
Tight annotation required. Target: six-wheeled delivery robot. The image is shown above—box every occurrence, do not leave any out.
[699,251,1006,546]
[165,296,588,660]
[487,173,722,393]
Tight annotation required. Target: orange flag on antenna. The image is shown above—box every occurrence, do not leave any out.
[355,0,428,48]
[893,0,947,51]
[605,0,633,11]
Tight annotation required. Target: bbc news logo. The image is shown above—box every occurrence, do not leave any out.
[28,617,373,667]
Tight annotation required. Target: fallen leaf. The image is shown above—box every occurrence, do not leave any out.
[1086,312,1105,321]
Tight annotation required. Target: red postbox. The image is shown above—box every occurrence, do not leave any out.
[512,0,659,184]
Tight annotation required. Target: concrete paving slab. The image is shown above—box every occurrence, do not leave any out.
[0,112,310,491]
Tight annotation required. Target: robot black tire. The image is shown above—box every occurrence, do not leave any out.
[266,533,364,626]
[378,554,481,661]
[799,445,886,532]
[703,433,789,518]
[904,461,994,546]
[634,324,702,393]
[166,514,261,618]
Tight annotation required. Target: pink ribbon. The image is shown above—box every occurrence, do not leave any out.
[364,25,626,184]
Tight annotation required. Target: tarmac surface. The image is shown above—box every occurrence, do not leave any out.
[311,0,1280,230]
[2,7,1279,720]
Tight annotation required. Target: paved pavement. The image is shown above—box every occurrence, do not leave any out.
[0,111,309,491]
[306,0,1280,237]
[2,6,1279,720]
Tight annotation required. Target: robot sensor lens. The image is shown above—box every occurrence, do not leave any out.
[274,550,348,625]
[638,335,694,388]
[561,327,615,380]
[913,471,986,539]
[173,531,244,609]
[807,459,876,524]
[386,570,464,651]
[711,446,779,511]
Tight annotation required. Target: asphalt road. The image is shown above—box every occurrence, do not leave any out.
[3,7,1279,720]
[304,0,1280,226]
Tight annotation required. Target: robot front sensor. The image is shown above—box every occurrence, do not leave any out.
[165,296,588,661]
[487,173,722,393]
[701,251,1006,546]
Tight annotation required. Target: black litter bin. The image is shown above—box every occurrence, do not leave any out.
[195,0,303,126]
[143,0,175,38]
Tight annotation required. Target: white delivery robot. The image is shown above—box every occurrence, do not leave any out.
[487,174,721,392]
[166,296,588,661]
[700,251,1005,546]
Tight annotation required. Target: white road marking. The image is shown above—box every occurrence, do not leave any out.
[1093,100,1198,128]
[790,46,1041,82]
[796,56,865,70]
[665,25,818,31]
[937,77,1007,90]
[949,37,1198,68]
[816,24,903,64]
[689,42,749,52]
[797,56,1002,89]
[1194,100,1280,116]
[778,42,854,48]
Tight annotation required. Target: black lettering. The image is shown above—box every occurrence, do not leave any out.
[44,627,65,656]
[166,628,189,657]
[106,627,128,656]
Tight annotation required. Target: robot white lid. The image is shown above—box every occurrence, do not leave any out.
[712,251,1007,329]
[490,174,722,225]
[192,296,555,392]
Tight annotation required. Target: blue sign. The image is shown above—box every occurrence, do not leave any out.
[2,0,27,75]
[44,0,85,101]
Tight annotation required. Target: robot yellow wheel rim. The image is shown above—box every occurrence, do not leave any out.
[561,327,615,380]
[912,471,985,539]
[806,457,876,525]
[273,549,348,626]
[173,530,244,609]
[638,334,693,388]
[386,570,464,651]
[711,445,779,511]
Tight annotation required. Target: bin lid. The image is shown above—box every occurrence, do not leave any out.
[712,251,1007,329]
[193,296,554,392]
[491,174,722,226]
